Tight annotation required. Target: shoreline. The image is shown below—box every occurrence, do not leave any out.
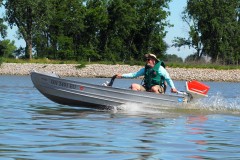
[0,63,240,82]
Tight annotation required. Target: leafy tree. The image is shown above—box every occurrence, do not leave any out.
[174,0,240,64]
[164,54,183,63]
[133,0,171,60]
[38,0,86,60]
[0,18,7,39]
[2,0,173,62]
[0,1,8,58]
[81,0,108,61]
[172,14,204,61]
[4,0,52,59]
[55,0,85,60]
[14,46,25,58]
[0,39,17,58]
[96,0,139,62]
[185,53,206,63]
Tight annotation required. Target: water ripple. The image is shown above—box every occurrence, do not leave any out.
[1,76,240,159]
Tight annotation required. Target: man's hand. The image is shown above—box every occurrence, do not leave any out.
[171,88,178,93]
[116,74,122,78]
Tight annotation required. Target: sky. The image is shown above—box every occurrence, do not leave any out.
[1,0,195,60]
[164,0,195,59]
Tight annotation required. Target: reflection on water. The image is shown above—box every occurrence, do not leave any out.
[1,75,240,160]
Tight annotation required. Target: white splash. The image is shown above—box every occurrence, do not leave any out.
[108,93,240,115]
[115,102,166,115]
[189,92,240,113]
[101,81,110,86]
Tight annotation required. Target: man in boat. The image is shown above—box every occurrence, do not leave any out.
[116,53,178,94]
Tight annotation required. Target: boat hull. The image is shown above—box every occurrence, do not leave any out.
[31,71,190,109]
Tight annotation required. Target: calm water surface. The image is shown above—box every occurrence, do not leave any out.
[1,75,240,160]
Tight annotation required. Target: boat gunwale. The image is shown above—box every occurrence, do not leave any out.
[31,71,186,100]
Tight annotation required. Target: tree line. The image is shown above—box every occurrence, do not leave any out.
[0,0,239,65]
[0,0,172,63]
[173,0,240,65]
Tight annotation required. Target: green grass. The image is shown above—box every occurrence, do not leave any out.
[1,57,79,64]
[1,57,239,70]
[166,62,240,70]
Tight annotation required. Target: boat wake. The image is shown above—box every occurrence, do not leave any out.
[114,103,169,115]
[111,93,240,115]
[190,93,240,114]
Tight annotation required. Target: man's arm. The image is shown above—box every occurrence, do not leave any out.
[120,68,145,78]
[159,66,177,92]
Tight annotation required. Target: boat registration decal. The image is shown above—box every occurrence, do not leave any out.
[50,79,76,89]
[80,86,84,90]
[178,98,183,102]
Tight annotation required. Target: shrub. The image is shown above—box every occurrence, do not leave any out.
[75,61,86,69]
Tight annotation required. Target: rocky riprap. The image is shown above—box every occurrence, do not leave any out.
[0,63,240,82]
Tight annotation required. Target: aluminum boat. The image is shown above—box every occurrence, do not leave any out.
[30,71,209,110]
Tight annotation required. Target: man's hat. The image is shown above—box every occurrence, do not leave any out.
[144,53,159,62]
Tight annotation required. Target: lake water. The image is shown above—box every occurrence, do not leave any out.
[1,75,240,160]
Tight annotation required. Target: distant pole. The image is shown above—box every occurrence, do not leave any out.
[237,8,240,21]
